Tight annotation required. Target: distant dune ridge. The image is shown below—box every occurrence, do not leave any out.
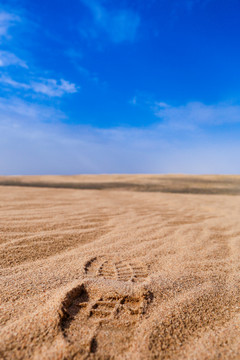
[1,174,240,194]
[1,175,240,359]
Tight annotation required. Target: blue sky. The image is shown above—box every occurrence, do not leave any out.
[1,0,240,174]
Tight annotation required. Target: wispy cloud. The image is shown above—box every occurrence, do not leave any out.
[131,95,240,129]
[0,50,28,68]
[154,101,240,128]
[30,78,78,97]
[0,74,78,97]
[0,75,29,89]
[0,11,20,41]
[0,96,65,126]
[80,0,140,43]
[0,10,78,99]
[1,95,240,175]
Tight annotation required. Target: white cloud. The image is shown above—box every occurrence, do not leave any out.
[131,95,240,129]
[0,75,78,97]
[0,50,28,68]
[0,11,78,98]
[80,0,140,43]
[31,78,78,96]
[155,102,170,109]
[154,101,240,128]
[1,96,240,175]
[0,11,20,41]
[0,97,65,125]
[0,75,29,89]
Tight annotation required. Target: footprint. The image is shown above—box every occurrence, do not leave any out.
[97,260,118,280]
[84,257,97,273]
[129,262,149,283]
[84,256,100,276]
[84,256,149,283]
[115,261,133,282]
[89,295,118,319]
[59,282,153,358]
[172,275,203,293]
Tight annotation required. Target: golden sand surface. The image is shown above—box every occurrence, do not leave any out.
[1,175,240,359]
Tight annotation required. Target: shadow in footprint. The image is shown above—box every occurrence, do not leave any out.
[90,337,98,353]
[58,283,154,358]
[60,284,89,332]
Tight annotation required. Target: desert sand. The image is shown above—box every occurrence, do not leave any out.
[1,175,240,359]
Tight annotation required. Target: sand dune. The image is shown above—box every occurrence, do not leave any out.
[1,174,240,194]
[1,175,240,359]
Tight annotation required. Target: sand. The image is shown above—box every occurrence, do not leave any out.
[1,175,240,359]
